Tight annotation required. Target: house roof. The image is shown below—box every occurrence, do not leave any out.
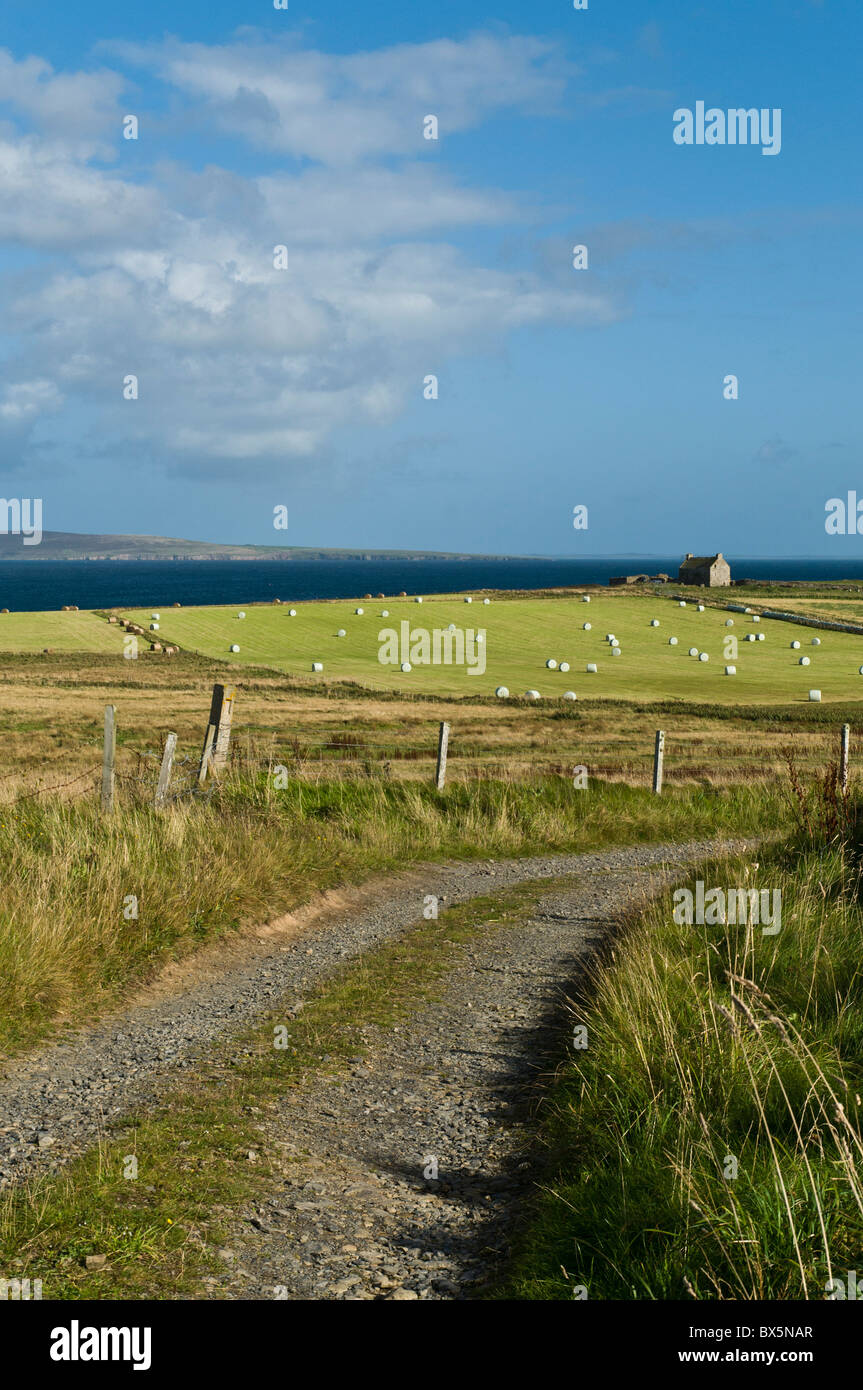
[680,554,724,570]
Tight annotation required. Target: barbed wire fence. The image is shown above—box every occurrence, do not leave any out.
[0,681,854,810]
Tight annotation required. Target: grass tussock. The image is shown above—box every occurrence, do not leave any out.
[500,772,863,1300]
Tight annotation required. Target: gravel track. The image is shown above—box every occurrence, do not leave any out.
[0,837,749,1294]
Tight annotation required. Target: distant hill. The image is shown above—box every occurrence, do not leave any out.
[0,532,516,563]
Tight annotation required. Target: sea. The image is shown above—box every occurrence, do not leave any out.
[1,556,862,613]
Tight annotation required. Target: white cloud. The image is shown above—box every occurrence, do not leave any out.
[0,31,622,474]
[106,32,574,164]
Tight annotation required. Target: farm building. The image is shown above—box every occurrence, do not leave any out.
[678,553,732,587]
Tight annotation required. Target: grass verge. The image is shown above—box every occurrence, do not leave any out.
[497,799,863,1299]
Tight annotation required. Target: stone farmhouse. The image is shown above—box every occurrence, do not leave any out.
[677,552,732,587]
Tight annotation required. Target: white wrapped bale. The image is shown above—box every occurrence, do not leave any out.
[495,686,509,698]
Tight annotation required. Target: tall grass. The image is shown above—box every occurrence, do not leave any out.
[0,773,789,1055]
[500,776,863,1300]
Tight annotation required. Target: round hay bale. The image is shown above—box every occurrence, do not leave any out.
[582,595,591,603]
[381,610,390,618]
[688,647,699,657]
[355,607,364,615]
[337,629,347,637]
[107,615,117,623]
[230,644,240,653]
[612,648,622,656]
[483,598,491,605]
[151,613,160,620]
[586,663,598,673]
[377,593,385,599]
[725,665,736,675]
[150,642,163,652]
[809,690,822,701]
[697,604,705,612]
[364,594,372,600]
[752,615,760,623]
[524,689,541,700]
[173,602,182,608]
[237,611,246,619]
[698,652,709,662]
[799,656,810,666]
[476,633,484,643]
[272,598,281,604]
[464,596,472,604]
[725,619,734,627]
[312,661,323,672]
[400,661,412,672]
[669,636,678,645]
[791,640,801,649]
[42,647,53,654]
[811,637,821,645]
[650,619,660,627]
[546,659,558,670]
[289,609,297,617]
[399,591,407,597]
[559,661,570,673]
[757,633,765,641]
[414,596,423,604]
[745,634,756,642]
[679,600,686,607]
[149,622,160,632]
[583,622,591,631]
[495,686,509,698]
[562,691,577,700]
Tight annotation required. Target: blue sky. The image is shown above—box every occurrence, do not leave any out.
[0,0,859,556]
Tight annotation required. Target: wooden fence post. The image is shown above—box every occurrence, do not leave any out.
[155,732,177,808]
[208,683,236,773]
[652,729,665,795]
[101,705,116,813]
[435,721,450,791]
[840,723,850,793]
[197,723,217,787]
[197,685,236,785]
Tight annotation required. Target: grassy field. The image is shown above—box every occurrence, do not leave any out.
[118,592,863,704]
[0,609,127,653]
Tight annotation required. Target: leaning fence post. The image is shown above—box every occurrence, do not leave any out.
[197,723,216,787]
[435,721,450,791]
[840,723,850,793]
[207,683,236,774]
[155,732,177,808]
[101,705,116,812]
[652,729,665,795]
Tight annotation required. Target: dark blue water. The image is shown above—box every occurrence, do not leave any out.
[1,556,862,613]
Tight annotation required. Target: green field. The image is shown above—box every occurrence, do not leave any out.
[118,593,863,704]
[0,609,127,654]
